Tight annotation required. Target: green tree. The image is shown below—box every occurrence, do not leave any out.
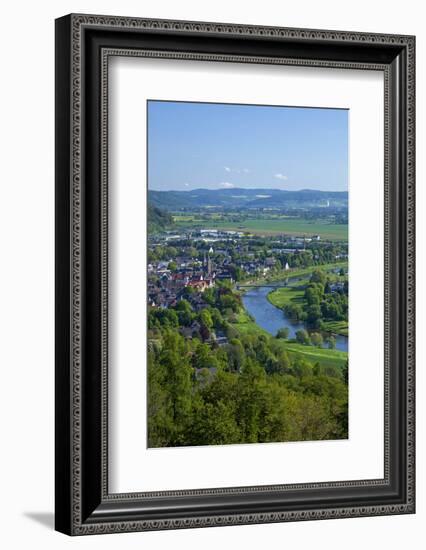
[342,360,349,385]
[310,332,323,348]
[219,293,241,313]
[296,329,310,345]
[175,299,193,326]
[147,351,173,448]
[276,327,289,339]
[310,269,327,285]
[292,357,313,378]
[236,359,266,442]
[148,308,179,329]
[226,339,245,372]
[181,285,195,299]
[307,304,322,326]
[305,286,321,306]
[190,400,241,445]
[202,288,216,306]
[210,307,224,329]
[193,343,220,371]
[199,308,213,329]
[325,335,336,349]
[158,331,193,445]
[275,350,291,374]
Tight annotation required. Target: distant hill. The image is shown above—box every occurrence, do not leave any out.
[148,188,348,211]
[147,204,173,233]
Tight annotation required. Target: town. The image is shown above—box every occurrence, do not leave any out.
[148,228,348,312]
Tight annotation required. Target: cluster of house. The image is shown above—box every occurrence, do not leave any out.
[149,234,327,309]
[148,251,233,310]
[237,256,290,278]
[148,243,293,309]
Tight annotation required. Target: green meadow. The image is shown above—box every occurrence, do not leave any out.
[267,285,305,309]
[280,342,348,370]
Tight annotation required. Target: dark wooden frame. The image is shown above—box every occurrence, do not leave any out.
[55,13,415,535]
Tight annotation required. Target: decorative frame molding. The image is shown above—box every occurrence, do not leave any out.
[55,14,415,535]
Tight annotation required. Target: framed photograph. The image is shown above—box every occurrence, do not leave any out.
[55,14,415,535]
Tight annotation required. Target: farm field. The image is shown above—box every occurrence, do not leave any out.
[173,215,348,241]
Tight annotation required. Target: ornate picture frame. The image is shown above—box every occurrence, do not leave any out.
[55,14,415,535]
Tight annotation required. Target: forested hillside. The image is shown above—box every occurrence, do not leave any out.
[147,204,173,233]
[147,283,348,447]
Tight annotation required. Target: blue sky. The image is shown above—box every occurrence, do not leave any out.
[147,100,348,192]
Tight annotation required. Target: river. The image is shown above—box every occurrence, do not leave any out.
[241,279,348,352]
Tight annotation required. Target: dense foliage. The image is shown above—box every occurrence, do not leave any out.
[285,269,348,329]
[147,284,348,448]
[147,204,173,233]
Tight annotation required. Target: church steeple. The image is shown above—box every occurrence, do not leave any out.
[204,248,213,277]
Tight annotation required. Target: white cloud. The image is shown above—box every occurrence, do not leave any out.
[274,173,288,180]
[224,166,250,174]
[184,182,190,187]
[218,182,235,188]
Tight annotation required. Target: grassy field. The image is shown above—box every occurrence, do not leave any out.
[268,284,305,308]
[278,342,348,369]
[230,311,348,369]
[230,311,269,337]
[173,215,348,241]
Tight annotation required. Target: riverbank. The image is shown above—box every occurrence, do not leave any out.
[241,282,348,351]
[230,310,348,370]
[266,270,349,337]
